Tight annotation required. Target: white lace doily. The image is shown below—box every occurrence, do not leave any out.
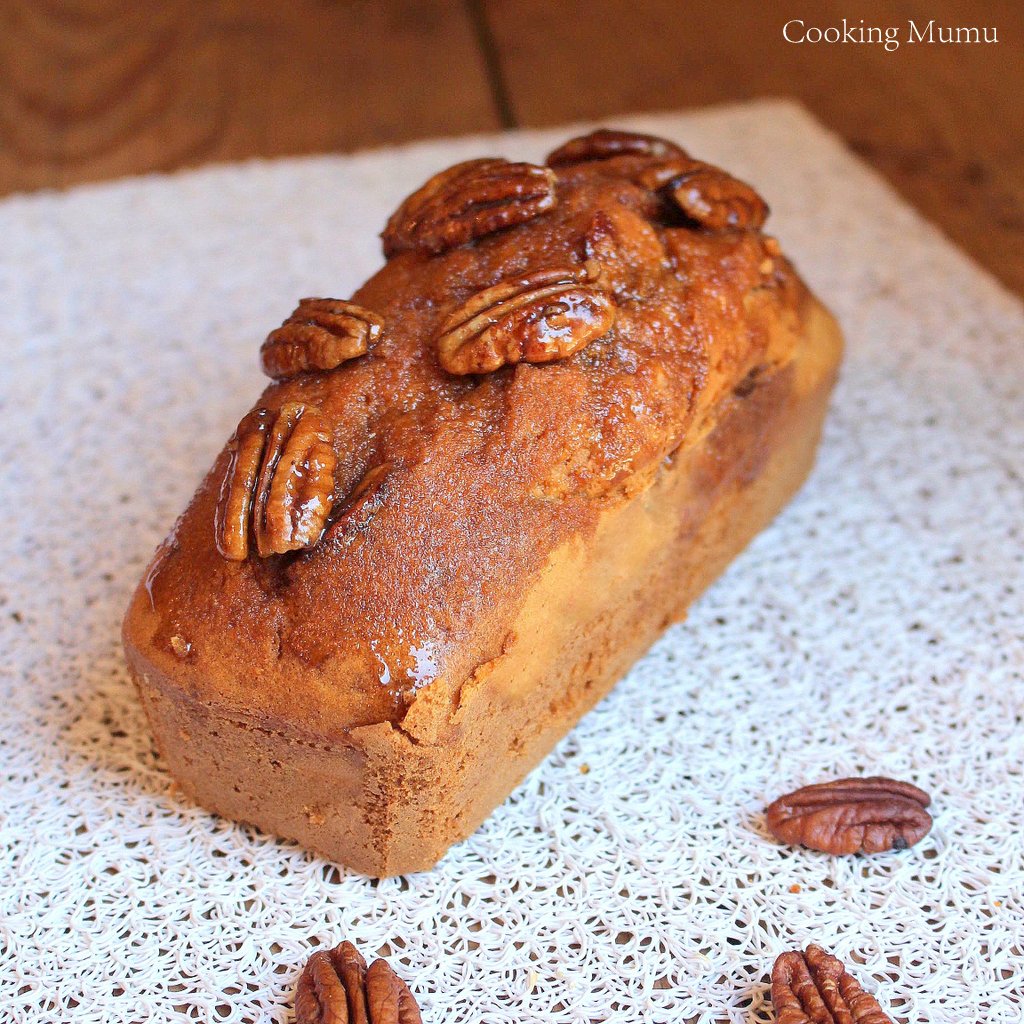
[1,102,1021,1023]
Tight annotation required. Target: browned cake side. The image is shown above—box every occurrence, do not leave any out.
[122,130,843,876]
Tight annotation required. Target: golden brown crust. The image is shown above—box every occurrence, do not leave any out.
[123,130,843,871]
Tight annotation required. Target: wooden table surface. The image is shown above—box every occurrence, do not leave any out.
[2,0,1021,295]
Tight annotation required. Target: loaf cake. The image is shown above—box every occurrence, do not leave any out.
[122,129,843,876]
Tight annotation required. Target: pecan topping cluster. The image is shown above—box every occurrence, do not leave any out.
[382,157,557,257]
[773,945,893,1024]
[548,129,768,232]
[766,777,932,855]
[215,403,336,560]
[295,941,421,1024]
[211,129,777,557]
[261,298,384,380]
[436,265,615,375]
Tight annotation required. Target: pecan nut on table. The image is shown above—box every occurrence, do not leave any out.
[772,944,894,1024]
[294,941,422,1024]
[766,776,933,855]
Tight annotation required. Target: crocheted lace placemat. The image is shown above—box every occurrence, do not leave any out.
[1,101,1021,1023]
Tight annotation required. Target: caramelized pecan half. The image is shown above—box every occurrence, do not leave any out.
[261,298,384,379]
[766,777,932,855]
[382,158,557,257]
[436,266,615,375]
[215,407,272,561]
[546,128,688,167]
[664,163,768,231]
[636,156,705,192]
[215,403,336,560]
[772,945,893,1024]
[295,940,422,1024]
[326,462,393,540]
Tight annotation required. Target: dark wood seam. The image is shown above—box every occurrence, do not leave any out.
[465,0,518,129]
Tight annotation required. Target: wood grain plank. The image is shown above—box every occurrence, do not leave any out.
[0,0,499,193]
[484,0,1024,294]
